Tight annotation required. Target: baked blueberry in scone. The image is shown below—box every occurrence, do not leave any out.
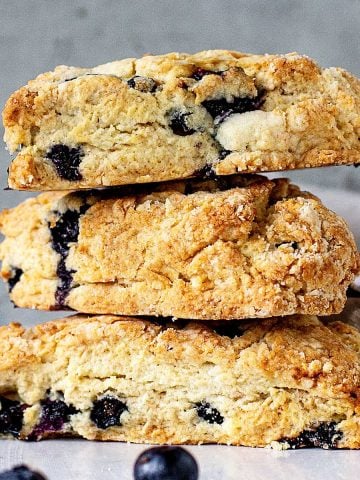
[0,175,357,318]
[0,314,359,448]
[3,50,360,190]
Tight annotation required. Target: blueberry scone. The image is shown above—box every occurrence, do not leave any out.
[3,50,360,190]
[0,176,357,318]
[0,313,359,448]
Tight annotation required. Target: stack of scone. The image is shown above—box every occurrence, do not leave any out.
[0,50,359,448]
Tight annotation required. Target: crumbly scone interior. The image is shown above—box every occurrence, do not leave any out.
[0,314,359,447]
[0,176,357,318]
[3,50,360,189]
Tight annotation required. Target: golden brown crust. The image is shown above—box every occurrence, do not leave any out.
[3,50,360,190]
[0,176,358,318]
[0,313,359,447]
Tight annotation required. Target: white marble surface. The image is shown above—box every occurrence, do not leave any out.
[1,440,360,480]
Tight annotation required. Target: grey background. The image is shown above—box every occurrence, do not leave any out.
[0,0,359,324]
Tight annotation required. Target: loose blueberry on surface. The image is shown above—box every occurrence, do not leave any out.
[281,422,343,449]
[27,398,78,441]
[196,401,224,425]
[127,76,157,93]
[0,465,47,480]
[134,446,198,480]
[46,144,84,181]
[7,268,23,293]
[0,396,25,437]
[202,93,264,123]
[90,396,128,429]
[49,205,89,307]
[168,110,196,136]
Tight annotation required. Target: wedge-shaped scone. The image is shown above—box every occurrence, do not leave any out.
[0,314,359,447]
[3,50,360,190]
[0,176,358,319]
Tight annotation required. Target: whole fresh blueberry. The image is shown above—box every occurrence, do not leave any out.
[0,465,47,480]
[134,446,198,480]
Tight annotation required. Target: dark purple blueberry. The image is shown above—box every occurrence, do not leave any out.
[193,164,215,179]
[50,208,87,256]
[127,76,157,93]
[90,396,128,429]
[7,268,23,293]
[0,396,24,437]
[0,465,47,480]
[218,149,231,160]
[46,144,84,181]
[134,446,198,480]
[211,321,246,339]
[168,110,196,136]
[54,258,74,306]
[281,422,343,449]
[27,398,78,441]
[49,205,89,307]
[202,92,264,123]
[196,401,223,425]
[275,242,299,249]
[39,398,78,430]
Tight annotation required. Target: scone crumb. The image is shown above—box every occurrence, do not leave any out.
[323,361,334,373]
[269,440,290,450]
[308,359,323,376]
